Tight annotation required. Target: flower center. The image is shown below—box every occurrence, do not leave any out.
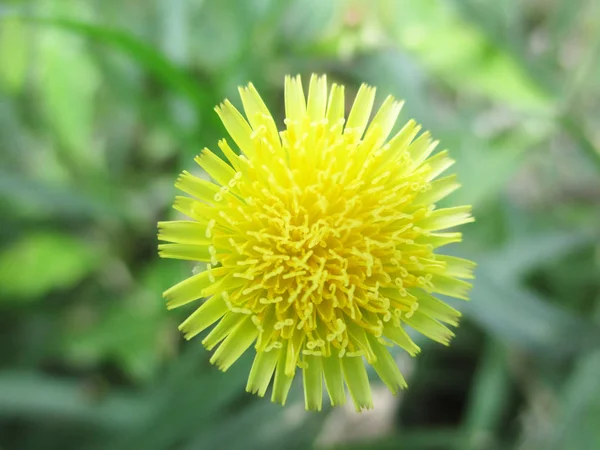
[211,124,434,357]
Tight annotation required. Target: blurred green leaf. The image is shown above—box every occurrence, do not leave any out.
[463,267,600,357]
[555,351,600,450]
[3,14,220,129]
[64,302,168,382]
[376,0,553,111]
[187,400,326,450]
[0,371,150,429]
[0,232,104,301]
[0,18,29,92]
[460,339,511,450]
[103,347,251,450]
[483,227,598,282]
[451,130,533,209]
[328,428,463,450]
[39,30,101,170]
[63,261,185,381]
[0,170,123,220]
[280,0,342,48]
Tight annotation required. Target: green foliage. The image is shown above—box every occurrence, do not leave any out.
[1,0,599,449]
[0,232,103,300]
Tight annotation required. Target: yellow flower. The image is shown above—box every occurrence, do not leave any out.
[158,74,474,411]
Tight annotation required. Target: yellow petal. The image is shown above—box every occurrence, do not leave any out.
[322,355,346,406]
[157,221,211,246]
[302,354,323,411]
[428,274,472,300]
[345,83,376,137]
[365,95,404,145]
[284,75,306,122]
[175,171,221,203]
[194,148,237,187]
[436,255,477,279]
[202,312,246,351]
[404,311,454,346]
[341,356,373,411]
[419,206,474,231]
[179,294,229,339]
[367,335,407,394]
[214,100,255,158]
[326,83,345,125]
[163,267,228,309]
[414,175,460,205]
[408,132,437,168]
[408,289,461,327]
[247,349,280,397]
[210,316,258,371]
[346,319,377,363]
[238,82,279,138]
[158,243,212,262]
[306,74,327,122]
[382,323,420,356]
[416,231,462,248]
[271,344,295,406]
[424,150,455,181]
[217,139,242,172]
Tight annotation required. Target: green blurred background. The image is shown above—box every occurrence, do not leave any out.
[1,0,600,449]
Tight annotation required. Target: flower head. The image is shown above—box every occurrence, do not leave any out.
[158,74,474,411]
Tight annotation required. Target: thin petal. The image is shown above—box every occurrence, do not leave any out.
[173,196,233,231]
[373,119,421,172]
[408,132,437,168]
[302,354,323,411]
[306,74,327,122]
[326,83,345,124]
[158,243,212,262]
[157,221,211,246]
[367,335,407,394]
[366,95,404,145]
[172,196,206,222]
[217,139,242,171]
[428,274,472,300]
[210,316,258,371]
[238,82,279,139]
[202,312,246,351]
[341,356,373,411]
[285,331,305,376]
[175,171,221,203]
[284,75,306,122]
[214,100,255,158]
[271,344,295,406]
[419,206,474,231]
[404,311,454,346]
[322,356,346,406]
[247,349,280,397]
[415,231,462,248]
[194,148,237,187]
[414,175,460,205]
[345,83,376,137]
[163,267,228,309]
[179,294,229,339]
[424,150,455,181]
[408,289,461,326]
[346,319,377,363]
[388,119,421,153]
[436,255,476,279]
[382,323,420,356]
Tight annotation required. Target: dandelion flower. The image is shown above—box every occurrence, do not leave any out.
[158,74,475,411]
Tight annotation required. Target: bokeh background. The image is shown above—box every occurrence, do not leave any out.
[1,0,600,449]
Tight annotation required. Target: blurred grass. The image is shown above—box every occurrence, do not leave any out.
[0,0,599,449]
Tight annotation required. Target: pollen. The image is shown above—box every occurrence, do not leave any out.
[158,74,475,411]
